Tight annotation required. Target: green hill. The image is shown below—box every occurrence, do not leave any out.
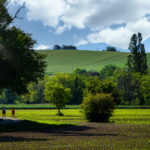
[38,50,150,74]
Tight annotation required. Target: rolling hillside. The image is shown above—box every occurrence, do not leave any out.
[38,50,150,74]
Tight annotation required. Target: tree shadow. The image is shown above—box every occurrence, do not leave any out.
[0,136,47,142]
[0,120,119,137]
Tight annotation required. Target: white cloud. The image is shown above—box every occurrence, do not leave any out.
[11,0,150,30]
[34,44,51,50]
[77,17,150,49]
[76,39,88,46]
[11,0,150,48]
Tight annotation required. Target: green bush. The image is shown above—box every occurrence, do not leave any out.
[81,93,115,122]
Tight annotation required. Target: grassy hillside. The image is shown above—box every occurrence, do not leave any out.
[38,50,150,74]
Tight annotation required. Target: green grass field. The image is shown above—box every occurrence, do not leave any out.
[0,109,150,150]
[2,109,150,125]
[38,50,150,74]
[0,109,150,149]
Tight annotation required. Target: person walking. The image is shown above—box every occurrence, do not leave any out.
[12,107,15,119]
[2,107,6,119]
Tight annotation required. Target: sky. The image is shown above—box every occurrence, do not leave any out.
[9,0,150,51]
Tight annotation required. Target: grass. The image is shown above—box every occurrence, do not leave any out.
[0,108,150,149]
[38,50,150,74]
[1,109,150,125]
[0,104,79,109]
[0,104,150,109]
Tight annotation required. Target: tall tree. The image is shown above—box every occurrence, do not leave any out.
[0,0,46,94]
[127,33,148,74]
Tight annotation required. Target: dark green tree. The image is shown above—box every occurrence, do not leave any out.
[106,46,117,52]
[0,1,46,94]
[99,65,119,80]
[127,33,148,74]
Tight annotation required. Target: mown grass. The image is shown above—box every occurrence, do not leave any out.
[0,109,149,150]
[38,50,150,74]
[2,109,150,125]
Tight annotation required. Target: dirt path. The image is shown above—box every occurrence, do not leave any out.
[0,117,22,125]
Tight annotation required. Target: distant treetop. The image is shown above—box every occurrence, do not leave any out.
[53,44,77,50]
[106,46,117,52]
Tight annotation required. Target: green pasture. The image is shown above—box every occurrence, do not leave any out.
[0,109,150,150]
[38,50,150,74]
[2,109,150,125]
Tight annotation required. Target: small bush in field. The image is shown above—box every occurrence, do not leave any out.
[81,93,115,122]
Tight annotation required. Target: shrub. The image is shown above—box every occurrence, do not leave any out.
[81,93,115,122]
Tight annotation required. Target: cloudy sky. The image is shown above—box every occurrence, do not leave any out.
[9,0,150,51]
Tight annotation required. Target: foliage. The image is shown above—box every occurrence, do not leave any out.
[53,44,77,50]
[62,45,77,50]
[0,89,20,104]
[73,68,87,75]
[48,73,85,104]
[87,70,100,77]
[106,46,117,52]
[117,72,144,105]
[71,75,85,104]
[53,44,61,50]
[84,78,120,104]
[0,1,46,94]
[81,93,115,122]
[45,82,71,115]
[141,74,150,105]
[99,65,119,80]
[21,78,47,104]
[127,33,148,74]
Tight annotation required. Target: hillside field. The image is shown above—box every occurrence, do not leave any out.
[38,50,150,74]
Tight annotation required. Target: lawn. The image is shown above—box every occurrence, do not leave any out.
[0,109,150,150]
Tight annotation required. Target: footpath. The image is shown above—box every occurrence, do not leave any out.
[0,117,21,125]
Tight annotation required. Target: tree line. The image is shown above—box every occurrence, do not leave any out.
[53,45,77,50]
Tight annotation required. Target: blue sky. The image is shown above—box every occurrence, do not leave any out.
[9,0,150,52]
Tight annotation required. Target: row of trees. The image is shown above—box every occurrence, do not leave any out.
[53,45,77,50]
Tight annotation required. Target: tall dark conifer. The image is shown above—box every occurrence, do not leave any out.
[127,33,148,74]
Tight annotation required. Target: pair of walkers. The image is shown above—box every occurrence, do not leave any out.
[2,107,15,119]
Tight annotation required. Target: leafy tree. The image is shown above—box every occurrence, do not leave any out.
[53,44,61,50]
[99,65,119,80]
[81,93,115,122]
[21,78,47,104]
[0,89,20,104]
[84,77,101,95]
[71,75,85,104]
[84,77,120,104]
[127,33,148,74]
[117,72,144,105]
[45,82,71,116]
[141,74,150,105]
[87,70,100,77]
[73,68,87,75]
[62,45,77,50]
[0,1,46,94]
[106,46,117,52]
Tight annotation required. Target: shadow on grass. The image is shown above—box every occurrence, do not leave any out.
[0,120,119,137]
[0,136,48,142]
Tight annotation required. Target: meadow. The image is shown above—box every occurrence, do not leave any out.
[38,50,150,74]
[0,108,150,149]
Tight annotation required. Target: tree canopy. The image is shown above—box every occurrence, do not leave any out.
[106,46,117,52]
[127,33,148,74]
[0,0,46,94]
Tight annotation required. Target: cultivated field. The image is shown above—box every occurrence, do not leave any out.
[38,50,150,74]
[0,109,150,149]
